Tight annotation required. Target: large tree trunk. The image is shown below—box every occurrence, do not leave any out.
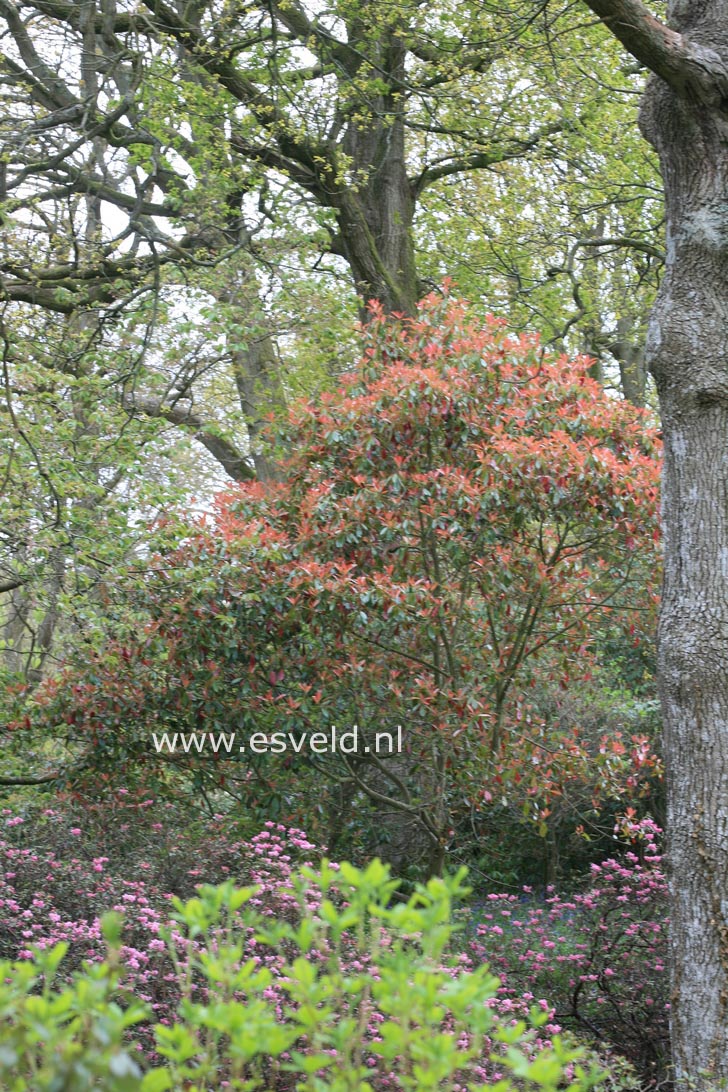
[643,131,728,1085]
[580,0,728,1083]
[638,5,728,1085]
[612,320,648,408]
[336,30,419,317]
[211,269,287,484]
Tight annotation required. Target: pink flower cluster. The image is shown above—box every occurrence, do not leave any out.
[468,818,669,1086]
[0,807,666,1086]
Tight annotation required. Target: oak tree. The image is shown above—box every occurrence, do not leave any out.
[580,0,728,1083]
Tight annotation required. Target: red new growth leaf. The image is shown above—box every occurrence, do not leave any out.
[24,289,662,848]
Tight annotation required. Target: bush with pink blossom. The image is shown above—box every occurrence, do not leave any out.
[467,818,669,1086]
[0,805,665,1089]
[0,849,597,1092]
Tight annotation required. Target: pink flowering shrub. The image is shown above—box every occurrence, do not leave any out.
[0,794,287,908]
[467,818,669,1086]
[0,802,321,961]
[0,808,593,1087]
[0,845,596,1092]
[0,804,662,1088]
[0,807,322,1057]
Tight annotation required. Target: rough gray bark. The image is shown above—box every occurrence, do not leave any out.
[336,31,418,316]
[611,315,648,407]
[582,0,728,1084]
[643,74,728,1087]
[230,327,285,484]
[214,273,287,484]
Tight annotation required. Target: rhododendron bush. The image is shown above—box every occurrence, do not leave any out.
[18,292,662,871]
[0,814,601,1092]
[0,808,666,1089]
[469,817,669,1084]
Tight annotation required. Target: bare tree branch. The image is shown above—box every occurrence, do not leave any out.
[121,395,255,482]
[0,770,61,785]
[0,575,29,594]
[412,122,567,196]
[574,234,665,260]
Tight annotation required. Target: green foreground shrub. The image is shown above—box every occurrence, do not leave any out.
[0,862,600,1092]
